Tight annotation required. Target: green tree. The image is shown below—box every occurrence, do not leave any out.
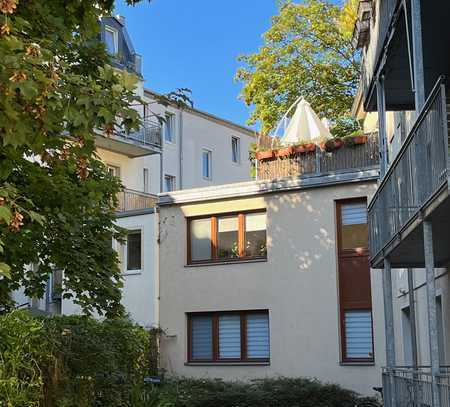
[0,0,147,316]
[236,0,360,134]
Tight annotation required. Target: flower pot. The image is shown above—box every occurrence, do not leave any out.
[292,145,306,154]
[304,143,317,152]
[255,150,274,160]
[353,135,368,145]
[274,147,293,158]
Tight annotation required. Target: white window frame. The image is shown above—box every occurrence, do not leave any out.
[231,136,240,164]
[164,112,176,143]
[106,164,121,178]
[123,229,143,275]
[104,25,118,55]
[164,174,176,192]
[202,149,212,180]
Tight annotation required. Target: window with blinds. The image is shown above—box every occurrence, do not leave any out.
[344,311,373,359]
[340,202,368,250]
[188,311,270,363]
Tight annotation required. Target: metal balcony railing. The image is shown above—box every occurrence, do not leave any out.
[368,77,450,261]
[116,188,158,213]
[256,133,379,181]
[382,367,450,407]
[116,118,162,150]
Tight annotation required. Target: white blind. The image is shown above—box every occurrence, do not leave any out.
[219,315,241,359]
[190,219,211,261]
[245,213,266,232]
[247,313,270,359]
[191,316,213,360]
[345,311,373,359]
[341,203,367,225]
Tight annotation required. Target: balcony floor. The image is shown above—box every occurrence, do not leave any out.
[373,183,450,268]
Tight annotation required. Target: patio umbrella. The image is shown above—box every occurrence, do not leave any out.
[280,98,332,145]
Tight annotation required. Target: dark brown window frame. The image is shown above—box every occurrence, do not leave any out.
[187,209,267,265]
[336,198,374,364]
[187,310,270,364]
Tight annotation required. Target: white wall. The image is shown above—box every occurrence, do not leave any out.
[62,212,157,328]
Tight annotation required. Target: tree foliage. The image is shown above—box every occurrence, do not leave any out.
[236,0,360,134]
[0,0,146,316]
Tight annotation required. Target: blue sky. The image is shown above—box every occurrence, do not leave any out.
[114,0,279,129]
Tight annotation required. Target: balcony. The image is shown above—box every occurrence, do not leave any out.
[368,77,450,268]
[256,133,379,181]
[382,367,450,407]
[116,188,158,214]
[96,118,162,157]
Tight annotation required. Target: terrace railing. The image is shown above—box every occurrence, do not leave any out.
[116,188,158,213]
[382,367,450,407]
[368,77,449,261]
[117,118,162,150]
[256,133,379,181]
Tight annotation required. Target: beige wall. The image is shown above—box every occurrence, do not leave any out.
[158,181,385,396]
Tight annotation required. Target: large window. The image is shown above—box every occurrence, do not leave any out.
[164,112,175,143]
[202,149,212,180]
[188,311,270,363]
[126,230,142,271]
[336,199,373,363]
[188,211,267,264]
[231,136,240,163]
[104,26,118,54]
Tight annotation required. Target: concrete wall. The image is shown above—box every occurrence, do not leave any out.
[158,181,385,396]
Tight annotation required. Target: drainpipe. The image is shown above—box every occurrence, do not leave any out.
[407,268,419,369]
[159,150,163,193]
[178,110,183,190]
[154,206,160,328]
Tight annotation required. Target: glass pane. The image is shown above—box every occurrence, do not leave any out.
[127,231,141,270]
[341,203,368,249]
[190,219,211,262]
[219,315,241,359]
[344,310,373,359]
[202,151,210,178]
[232,138,239,162]
[164,114,173,142]
[247,313,270,359]
[217,216,238,259]
[191,316,213,360]
[245,213,267,257]
[104,29,116,54]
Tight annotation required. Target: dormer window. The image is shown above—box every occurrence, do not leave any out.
[104,26,118,55]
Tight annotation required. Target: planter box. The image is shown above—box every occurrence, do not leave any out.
[293,143,316,154]
[274,147,293,158]
[255,150,274,160]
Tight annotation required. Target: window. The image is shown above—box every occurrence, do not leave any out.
[104,26,118,54]
[231,136,240,163]
[188,211,267,264]
[202,149,212,180]
[126,230,141,271]
[164,175,176,192]
[344,310,373,360]
[107,164,120,178]
[340,202,368,250]
[188,311,270,363]
[143,168,149,193]
[336,199,373,363]
[164,112,175,143]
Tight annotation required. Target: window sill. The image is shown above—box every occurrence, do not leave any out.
[123,270,142,276]
[185,362,270,367]
[340,361,375,366]
[185,258,267,268]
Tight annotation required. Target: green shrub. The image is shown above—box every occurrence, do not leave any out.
[0,310,157,407]
[142,377,362,407]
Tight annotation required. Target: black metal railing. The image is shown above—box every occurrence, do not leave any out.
[117,118,162,149]
[368,77,449,261]
[116,188,158,213]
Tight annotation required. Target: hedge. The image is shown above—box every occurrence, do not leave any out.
[0,310,157,407]
[140,377,376,407]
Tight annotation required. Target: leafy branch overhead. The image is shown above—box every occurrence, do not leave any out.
[0,0,147,316]
[236,0,360,134]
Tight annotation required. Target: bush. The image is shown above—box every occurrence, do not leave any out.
[142,377,362,407]
[0,310,157,407]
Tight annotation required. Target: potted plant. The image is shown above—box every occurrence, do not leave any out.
[292,141,316,154]
[343,130,368,147]
[320,137,343,153]
[274,146,293,158]
[255,148,274,160]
